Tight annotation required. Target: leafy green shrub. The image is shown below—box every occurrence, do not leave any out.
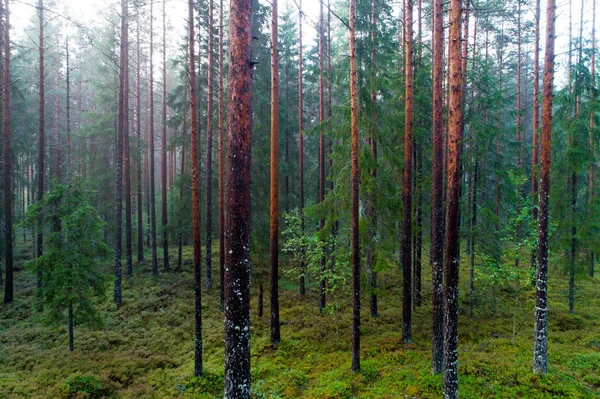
[65,374,109,399]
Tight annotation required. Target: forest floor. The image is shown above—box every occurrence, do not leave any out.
[1,238,600,399]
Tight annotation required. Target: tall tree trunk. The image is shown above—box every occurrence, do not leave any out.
[349,0,360,372]
[430,0,444,373]
[298,0,305,297]
[495,24,503,233]
[269,0,280,346]
[205,0,214,288]
[136,11,144,263]
[224,0,253,392]
[402,0,414,344]
[114,0,128,306]
[188,0,203,377]
[367,0,378,318]
[2,0,12,304]
[531,0,540,269]
[534,0,556,375]
[150,1,158,276]
[516,1,522,168]
[54,70,61,181]
[36,0,45,292]
[467,17,478,318]
[318,0,326,313]
[443,0,463,396]
[413,146,422,308]
[590,0,596,278]
[161,0,170,272]
[218,0,225,309]
[124,2,132,278]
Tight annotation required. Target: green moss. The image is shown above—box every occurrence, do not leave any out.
[1,240,600,398]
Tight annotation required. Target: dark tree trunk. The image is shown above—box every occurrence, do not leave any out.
[224,0,253,393]
[402,0,414,344]
[136,13,144,263]
[36,0,45,292]
[205,0,214,288]
[443,0,463,396]
[218,0,225,310]
[318,0,326,313]
[269,0,280,346]
[349,0,361,372]
[590,0,596,278]
[150,1,159,277]
[161,0,170,272]
[2,0,12,304]
[114,0,128,306]
[258,282,263,318]
[124,3,132,278]
[189,0,203,377]
[430,0,444,374]
[367,0,378,318]
[534,0,555,375]
[298,0,305,298]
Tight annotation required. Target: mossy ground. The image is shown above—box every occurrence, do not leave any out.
[1,238,599,398]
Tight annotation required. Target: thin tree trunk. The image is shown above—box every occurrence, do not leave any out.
[531,0,540,269]
[205,0,214,287]
[224,0,253,392]
[36,0,45,292]
[124,2,132,278]
[402,0,414,345]
[318,0,326,313]
[136,12,144,263]
[161,0,170,272]
[2,0,12,304]
[189,0,203,377]
[218,0,225,309]
[68,302,74,351]
[430,0,444,373]
[298,0,305,298]
[269,0,280,345]
[533,0,556,375]
[414,146,422,308]
[54,69,61,181]
[367,0,378,318]
[590,0,596,278]
[349,0,360,372]
[114,0,128,306]
[150,1,158,276]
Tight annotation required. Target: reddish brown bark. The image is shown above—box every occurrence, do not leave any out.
[269,0,280,345]
[224,0,253,392]
[443,0,463,395]
[534,0,556,375]
[349,0,360,372]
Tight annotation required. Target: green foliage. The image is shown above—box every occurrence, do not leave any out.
[282,209,350,312]
[23,181,109,334]
[65,374,109,399]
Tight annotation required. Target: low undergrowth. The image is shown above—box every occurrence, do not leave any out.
[1,241,599,398]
